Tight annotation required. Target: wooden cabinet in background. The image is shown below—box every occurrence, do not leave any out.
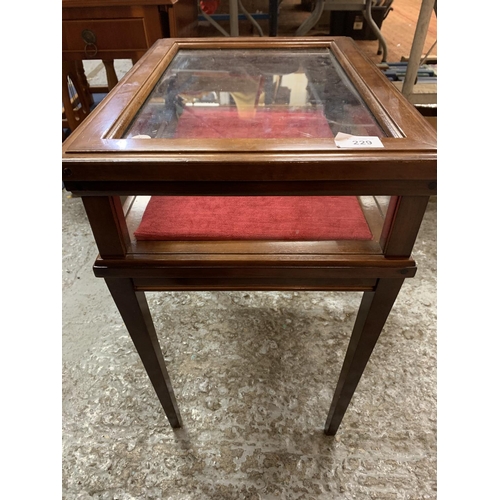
[62,0,199,61]
[62,0,199,131]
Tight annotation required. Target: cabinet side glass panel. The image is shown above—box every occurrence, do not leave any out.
[123,48,385,140]
[121,194,391,256]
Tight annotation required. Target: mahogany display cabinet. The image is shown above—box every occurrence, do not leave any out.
[62,37,437,436]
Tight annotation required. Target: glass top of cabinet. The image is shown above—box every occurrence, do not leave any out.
[123,48,385,140]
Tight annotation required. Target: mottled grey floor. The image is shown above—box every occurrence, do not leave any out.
[62,191,437,500]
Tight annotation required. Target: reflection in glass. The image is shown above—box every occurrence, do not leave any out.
[124,49,385,140]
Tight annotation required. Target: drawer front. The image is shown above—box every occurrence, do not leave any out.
[62,19,148,54]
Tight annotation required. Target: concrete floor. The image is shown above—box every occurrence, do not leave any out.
[62,188,436,499]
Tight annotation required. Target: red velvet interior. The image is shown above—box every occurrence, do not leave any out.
[134,109,372,241]
[134,196,372,241]
[173,107,335,139]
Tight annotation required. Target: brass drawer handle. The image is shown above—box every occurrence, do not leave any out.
[81,29,97,57]
[84,43,98,57]
[81,29,96,44]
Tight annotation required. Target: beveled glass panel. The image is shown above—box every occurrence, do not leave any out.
[123,48,385,139]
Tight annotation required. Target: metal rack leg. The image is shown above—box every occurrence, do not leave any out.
[363,1,387,62]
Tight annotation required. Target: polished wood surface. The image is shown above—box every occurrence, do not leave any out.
[62,0,198,45]
[62,38,436,186]
[62,37,437,436]
[63,4,164,64]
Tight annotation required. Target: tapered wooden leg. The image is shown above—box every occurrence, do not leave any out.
[325,278,405,436]
[105,278,182,428]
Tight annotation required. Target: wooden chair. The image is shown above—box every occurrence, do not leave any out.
[62,60,94,134]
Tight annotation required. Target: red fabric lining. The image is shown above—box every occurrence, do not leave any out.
[134,109,371,241]
[134,196,372,241]
[174,107,335,139]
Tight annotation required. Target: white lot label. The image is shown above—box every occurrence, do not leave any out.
[335,132,384,148]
